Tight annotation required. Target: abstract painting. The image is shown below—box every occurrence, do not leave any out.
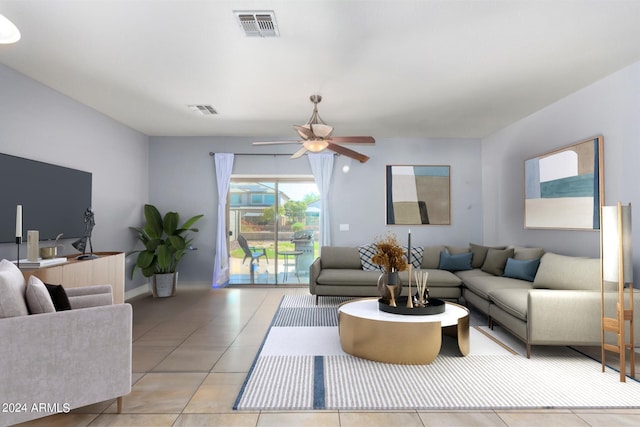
[386,165,450,225]
[524,136,603,230]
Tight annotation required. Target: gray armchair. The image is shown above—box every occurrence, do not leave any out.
[0,259,132,426]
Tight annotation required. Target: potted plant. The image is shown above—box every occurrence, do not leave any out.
[130,204,203,297]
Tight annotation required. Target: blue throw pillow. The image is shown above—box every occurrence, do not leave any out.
[503,257,541,282]
[438,251,472,272]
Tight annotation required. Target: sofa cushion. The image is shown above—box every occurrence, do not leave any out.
[463,274,533,299]
[45,284,72,311]
[317,269,382,286]
[503,257,541,282]
[399,268,462,287]
[438,251,472,272]
[454,268,493,282]
[25,276,56,314]
[321,247,362,269]
[421,245,446,269]
[357,244,383,271]
[512,247,545,260]
[445,245,471,255]
[488,288,530,321]
[470,243,507,268]
[533,252,600,291]
[481,248,515,276]
[0,259,29,318]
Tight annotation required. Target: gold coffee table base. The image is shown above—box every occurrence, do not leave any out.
[338,299,469,365]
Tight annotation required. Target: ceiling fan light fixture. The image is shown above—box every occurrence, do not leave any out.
[0,13,20,44]
[303,140,329,153]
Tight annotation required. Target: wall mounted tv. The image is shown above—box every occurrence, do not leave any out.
[0,153,92,243]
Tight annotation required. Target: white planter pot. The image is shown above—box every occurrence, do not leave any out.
[152,272,178,298]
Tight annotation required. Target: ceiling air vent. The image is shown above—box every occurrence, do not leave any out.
[187,105,218,116]
[234,10,279,37]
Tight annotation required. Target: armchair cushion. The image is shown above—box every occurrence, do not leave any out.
[25,276,56,314]
[0,259,29,318]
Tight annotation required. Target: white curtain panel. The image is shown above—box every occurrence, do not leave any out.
[308,153,334,247]
[213,153,234,287]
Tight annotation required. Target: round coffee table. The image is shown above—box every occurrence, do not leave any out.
[338,298,469,364]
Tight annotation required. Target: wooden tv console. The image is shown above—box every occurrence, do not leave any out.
[20,252,125,304]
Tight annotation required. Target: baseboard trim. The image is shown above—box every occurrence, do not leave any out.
[125,283,150,301]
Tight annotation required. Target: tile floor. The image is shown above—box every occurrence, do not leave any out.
[14,284,640,427]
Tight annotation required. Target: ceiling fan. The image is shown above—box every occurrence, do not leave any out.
[253,95,375,163]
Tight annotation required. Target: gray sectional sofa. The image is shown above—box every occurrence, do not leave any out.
[309,244,640,357]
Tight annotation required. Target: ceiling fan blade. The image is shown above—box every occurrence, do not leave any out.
[253,141,302,145]
[293,124,314,140]
[326,142,370,163]
[328,136,375,145]
[311,123,334,138]
[290,146,308,159]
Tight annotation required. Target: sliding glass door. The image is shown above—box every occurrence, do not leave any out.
[228,178,319,285]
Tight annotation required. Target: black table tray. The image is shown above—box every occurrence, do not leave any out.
[378,297,445,315]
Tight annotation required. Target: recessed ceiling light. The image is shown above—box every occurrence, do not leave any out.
[0,13,20,44]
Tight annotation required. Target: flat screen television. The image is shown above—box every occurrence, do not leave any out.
[0,153,92,243]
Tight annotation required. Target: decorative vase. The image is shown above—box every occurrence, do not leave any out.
[152,272,178,298]
[377,271,402,304]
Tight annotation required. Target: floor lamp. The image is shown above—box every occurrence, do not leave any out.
[601,202,635,382]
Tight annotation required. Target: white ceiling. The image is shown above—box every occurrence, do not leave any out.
[1,0,640,139]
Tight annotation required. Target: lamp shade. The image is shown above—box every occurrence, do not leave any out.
[602,204,633,283]
[303,139,329,153]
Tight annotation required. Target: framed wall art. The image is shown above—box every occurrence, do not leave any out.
[386,165,450,225]
[524,136,603,230]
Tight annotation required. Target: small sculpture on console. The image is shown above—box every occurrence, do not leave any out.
[72,208,97,260]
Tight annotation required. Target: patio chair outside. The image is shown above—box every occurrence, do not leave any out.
[238,235,269,265]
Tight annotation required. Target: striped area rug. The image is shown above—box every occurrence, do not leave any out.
[234,295,640,410]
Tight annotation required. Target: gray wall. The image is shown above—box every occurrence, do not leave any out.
[0,64,149,292]
[6,55,638,289]
[148,136,483,283]
[482,61,640,266]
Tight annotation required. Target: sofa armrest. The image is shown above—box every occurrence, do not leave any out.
[528,290,602,345]
[66,284,114,309]
[309,257,321,295]
[0,303,132,426]
[528,289,640,345]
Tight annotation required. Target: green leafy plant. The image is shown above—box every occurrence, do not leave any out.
[129,204,203,278]
[291,222,305,232]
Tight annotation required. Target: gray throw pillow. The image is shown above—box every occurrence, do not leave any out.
[481,248,515,276]
[513,247,545,260]
[25,276,56,314]
[470,243,507,268]
[0,259,29,318]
